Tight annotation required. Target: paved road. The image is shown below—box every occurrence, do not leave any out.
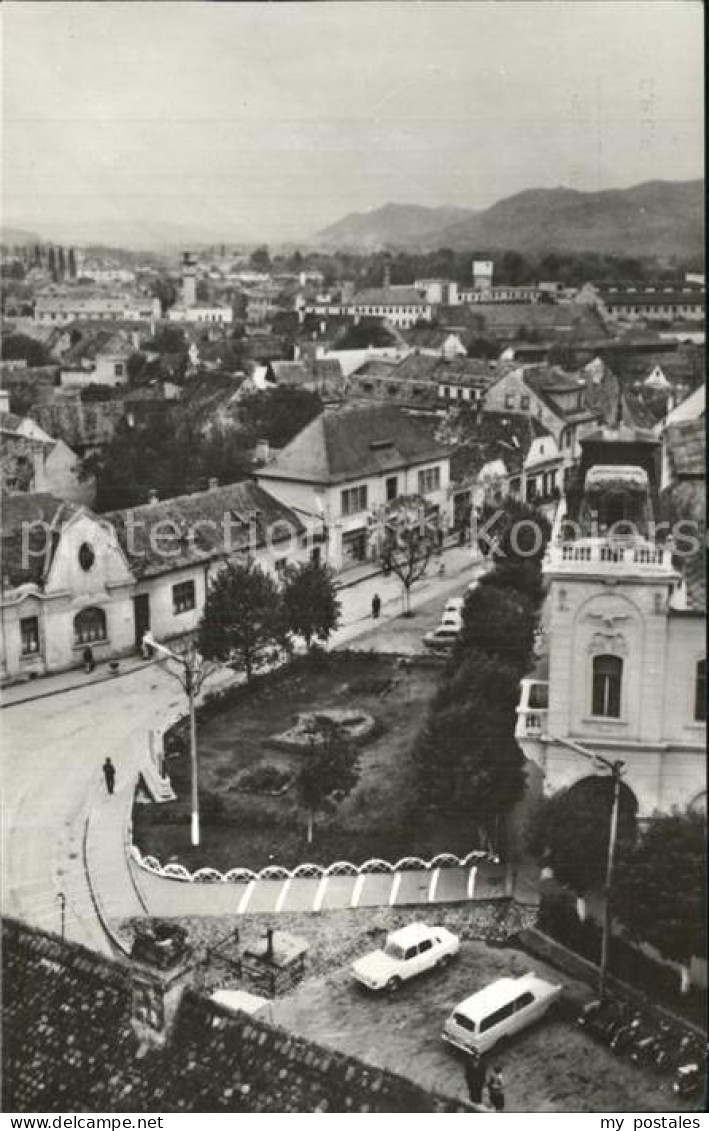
[1,546,488,954]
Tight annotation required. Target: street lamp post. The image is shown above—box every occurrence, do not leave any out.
[550,735,625,999]
[57,890,66,940]
[143,632,211,848]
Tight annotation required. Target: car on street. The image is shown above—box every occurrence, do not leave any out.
[444,597,465,617]
[351,922,460,992]
[422,624,460,650]
[443,972,563,1054]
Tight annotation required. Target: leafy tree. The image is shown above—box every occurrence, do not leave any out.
[297,722,360,843]
[67,247,77,279]
[57,246,66,279]
[378,495,437,616]
[47,246,57,282]
[250,245,271,272]
[281,560,341,650]
[198,561,290,682]
[456,581,537,673]
[526,778,637,898]
[1,333,52,368]
[151,277,178,314]
[239,386,323,449]
[478,558,545,607]
[478,499,550,566]
[613,810,706,987]
[415,654,526,850]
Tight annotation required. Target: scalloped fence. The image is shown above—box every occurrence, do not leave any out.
[130,844,499,885]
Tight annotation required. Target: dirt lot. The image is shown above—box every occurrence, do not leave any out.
[133,649,482,872]
[139,906,698,1114]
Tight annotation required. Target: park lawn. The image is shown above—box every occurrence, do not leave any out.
[133,652,475,872]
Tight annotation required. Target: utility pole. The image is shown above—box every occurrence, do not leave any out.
[57,891,66,940]
[598,759,624,1000]
[550,735,625,999]
[143,633,213,847]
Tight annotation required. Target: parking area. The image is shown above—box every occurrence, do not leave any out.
[264,915,696,1113]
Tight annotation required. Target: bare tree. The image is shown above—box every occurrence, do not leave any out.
[378,495,437,616]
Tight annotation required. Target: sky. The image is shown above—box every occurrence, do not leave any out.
[2,0,705,247]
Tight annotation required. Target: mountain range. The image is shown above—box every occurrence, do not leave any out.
[313,179,704,259]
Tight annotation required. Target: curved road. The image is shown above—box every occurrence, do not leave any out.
[1,548,485,954]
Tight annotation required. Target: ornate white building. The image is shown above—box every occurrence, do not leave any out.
[517,426,705,818]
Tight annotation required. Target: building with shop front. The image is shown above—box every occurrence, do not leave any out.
[516,425,705,818]
[257,405,451,571]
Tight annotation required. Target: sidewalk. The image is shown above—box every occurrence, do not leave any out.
[2,541,485,707]
[1,651,157,709]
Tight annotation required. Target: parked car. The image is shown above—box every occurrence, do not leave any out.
[423,625,460,650]
[443,973,562,1054]
[444,597,465,617]
[351,922,459,992]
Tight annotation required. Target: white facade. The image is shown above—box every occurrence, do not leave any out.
[259,460,451,572]
[168,304,233,325]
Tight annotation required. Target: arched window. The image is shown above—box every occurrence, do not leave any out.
[694,659,706,722]
[592,654,622,718]
[74,607,107,646]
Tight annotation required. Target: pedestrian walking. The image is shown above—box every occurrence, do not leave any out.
[371,593,381,620]
[102,757,116,796]
[83,645,95,673]
[487,1065,505,1112]
[464,1051,486,1106]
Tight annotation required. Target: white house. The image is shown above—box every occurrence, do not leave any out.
[257,404,451,570]
[0,482,317,683]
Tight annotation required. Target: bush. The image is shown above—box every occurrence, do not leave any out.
[236,764,292,794]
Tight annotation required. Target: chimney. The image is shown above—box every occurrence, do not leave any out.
[208,476,219,491]
[254,438,270,462]
[148,488,159,504]
[129,921,195,1054]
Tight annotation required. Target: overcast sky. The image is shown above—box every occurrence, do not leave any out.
[3,0,704,246]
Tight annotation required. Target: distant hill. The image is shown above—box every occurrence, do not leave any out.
[312,180,704,258]
[314,203,475,251]
[1,227,41,248]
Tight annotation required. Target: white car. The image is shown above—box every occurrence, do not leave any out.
[351,922,460,992]
[423,625,460,650]
[444,597,465,617]
[443,973,562,1054]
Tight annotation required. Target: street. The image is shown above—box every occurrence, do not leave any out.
[1,545,484,953]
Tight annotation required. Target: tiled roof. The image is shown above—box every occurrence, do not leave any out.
[449,413,549,483]
[1,493,83,587]
[104,480,305,579]
[388,354,440,383]
[402,327,455,349]
[258,405,448,485]
[349,287,428,308]
[2,918,469,1113]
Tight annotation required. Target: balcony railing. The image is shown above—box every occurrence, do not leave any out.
[546,538,675,574]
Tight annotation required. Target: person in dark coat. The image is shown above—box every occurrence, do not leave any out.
[83,646,95,673]
[487,1065,505,1111]
[371,593,381,619]
[464,1050,486,1105]
[102,757,116,796]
